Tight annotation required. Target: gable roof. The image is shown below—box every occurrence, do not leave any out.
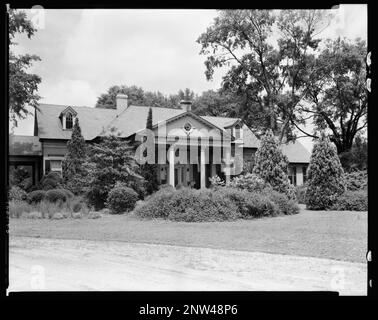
[280,140,311,163]
[36,103,118,140]
[9,135,42,156]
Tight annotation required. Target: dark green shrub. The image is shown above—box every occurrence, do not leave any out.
[39,172,63,190]
[345,170,367,191]
[27,190,46,203]
[264,190,299,215]
[306,135,346,210]
[45,189,68,203]
[9,186,27,201]
[331,190,368,211]
[54,188,74,199]
[106,184,139,214]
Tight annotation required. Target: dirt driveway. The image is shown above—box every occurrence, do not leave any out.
[8,236,367,295]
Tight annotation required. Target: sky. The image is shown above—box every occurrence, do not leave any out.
[11,5,367,152]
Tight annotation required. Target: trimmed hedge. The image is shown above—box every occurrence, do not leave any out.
[45,189,70,203]
[229,173,269,193]
[331,190,368,211]
[106,185,139,214]
[27,190,46,203]
[135,186,298,222]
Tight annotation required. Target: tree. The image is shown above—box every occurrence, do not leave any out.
[140,108,159,194]
[197,9,329,141]
[192,89,238,117]
[62,118,87,194]
[302,38,367,154]
[9,9,41,127]
[252,129,295,198]
[339,134,367,172]
[305,134,346,209]
[84,131,144,209]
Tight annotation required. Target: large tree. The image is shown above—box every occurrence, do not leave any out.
[9,9,41,127]
[301,38,367,154]
[197,9,329,142]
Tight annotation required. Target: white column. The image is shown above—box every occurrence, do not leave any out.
[297,165,304,186]
[200,146,206,189]
[169,145,175,187]
[224,147,231,185]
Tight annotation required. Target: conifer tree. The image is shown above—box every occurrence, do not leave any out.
[141,107,159,194]
[305,134,346,209]
[62,118,87,194]
[252,129,295,199]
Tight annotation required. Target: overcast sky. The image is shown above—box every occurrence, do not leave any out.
[11,5,367,151]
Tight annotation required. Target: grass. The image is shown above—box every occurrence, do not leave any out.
[9,205,367,263]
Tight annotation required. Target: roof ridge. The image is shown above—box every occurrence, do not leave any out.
[38,103,117,111]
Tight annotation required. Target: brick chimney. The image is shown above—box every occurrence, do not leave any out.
[180,100,192,112]
[116,94,128,114]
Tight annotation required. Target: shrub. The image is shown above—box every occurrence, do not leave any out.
[345,170,367,191]
[209,175,225,188]
[252,129,294,199]
[45,189,68,203]
[27,190,46,203]
[331,190,368,211]
[8,200,32,218]
[39,172,63,190]
[263,190,299,215]
[229,173,269,193]
[87,211,102,219]
[34,200,63,219]
[106,184,139,214]
[134,186,176,219]
[52,212,64,220]
[9,186,27,201]
[306,135,346,210]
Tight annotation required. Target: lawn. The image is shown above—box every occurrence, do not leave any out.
[9,205,367,263]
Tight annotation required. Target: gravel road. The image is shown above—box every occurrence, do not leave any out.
[8,236,367,295]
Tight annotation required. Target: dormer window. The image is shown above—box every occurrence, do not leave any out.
[234,124,241,139]
[66,113,73,129]
[60,106,78,130]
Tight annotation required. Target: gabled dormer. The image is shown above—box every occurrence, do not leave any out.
[225,119,243,141]
[59,106,78,130]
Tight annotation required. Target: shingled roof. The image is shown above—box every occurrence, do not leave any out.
[280,140,311,163]
[9,135,42,156]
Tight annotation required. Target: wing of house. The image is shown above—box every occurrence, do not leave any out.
[10,94,311,187]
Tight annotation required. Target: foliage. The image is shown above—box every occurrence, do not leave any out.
[339,135,367,172]
[304,38,367,154]
[197,9,329,140]
[9,186,27,201]
[262,189,299,215]
[344,170,367,191]
[8,9,41,127]
[331,190,367,211]
[9,166,32,191]
[62,118,87,194]
[135,188,240,222]
[84,134,144,209]
[8,200,32,218]
[106,184,139,214]
[252,130,295,199]
[27,190,46,203]
[45,189,70,203]
[229,173,270,193]
[36,172,63,191]
[209,175,226,188]
[140,107,159,194]
[305,135,346,210]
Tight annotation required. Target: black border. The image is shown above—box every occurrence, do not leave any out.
[1,0,376,308]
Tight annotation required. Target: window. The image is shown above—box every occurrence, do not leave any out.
[303,166,308,184]
[66,113,73,129]
[45,159,62,175]
[234,124,241,139]
[288,165,297,186]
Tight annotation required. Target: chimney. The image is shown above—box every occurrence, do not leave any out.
[116,94,128,113]
[180,100,192,112]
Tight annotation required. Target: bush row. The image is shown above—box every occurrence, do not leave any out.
[134,187,299,222]
[27,188,74,204]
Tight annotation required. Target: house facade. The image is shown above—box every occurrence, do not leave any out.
[9,94,311,188]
